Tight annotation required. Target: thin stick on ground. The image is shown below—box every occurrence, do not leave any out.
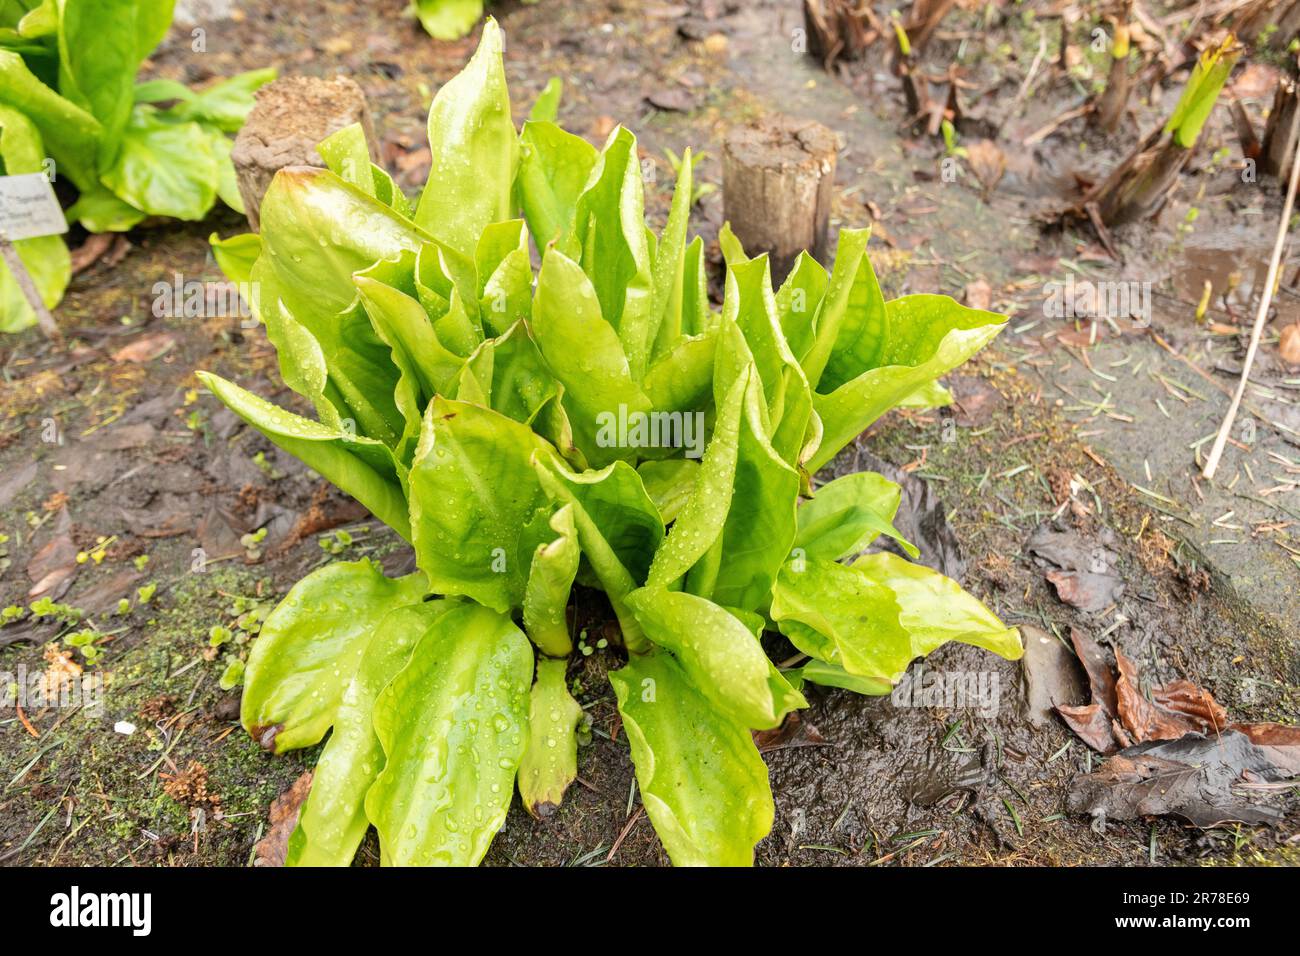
[1203,99,1300,480]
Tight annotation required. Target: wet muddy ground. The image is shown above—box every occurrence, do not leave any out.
[1,0,1297,866]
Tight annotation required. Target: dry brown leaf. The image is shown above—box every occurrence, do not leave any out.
[111,332,177,364]
[1280,322,1300,365]
[964,139,1005,194]
[253,771,313,867]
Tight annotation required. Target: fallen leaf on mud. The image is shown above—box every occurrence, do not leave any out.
[1118,649,1227,740]
[1280,322,1300,365]
[645,87,696,112]
[253,771,313,867]
[859,451,965,581]
[1025,521,1124,612]
[947,374,1003,427]
[753,712,828,753]
[111,332,177,364]
[1066,730,1293,829]
[73,569,145,615]
[26,533,78,599]
[1018,625,1086,729]
[1059,635,1300,826]
[964,139,1005,194]
[1056,628,1124,752]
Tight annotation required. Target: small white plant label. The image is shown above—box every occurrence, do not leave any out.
[0,173,68,241]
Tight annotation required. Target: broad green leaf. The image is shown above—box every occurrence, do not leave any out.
[650,146,693,354]
[287,600,454,867]
[366,601,532,866]
[209,231,261,287]
[817,238,888,393]
[708,339,801,611]
[412,0,484,41]
[475,220,532,335]
[770,557,913,684]
[239,560,427,753]
[627,588,805,730]
[636,458,698,524]
[528,76,562,124]
[522,504,579,657]
[775,251,828,364]
[896,379,953,409]
[791,659,893,697]
[517,119,598,247]
[197,371,411,539]
[641,330,716,416]
[646,368,746,589]
[0,49,102,189]
[680,235,711,336]
[208,129,242,212]
[531,247,653,467]
[0,103,68,332]
[133,0,174,60]
[16,0,57,39]
[570,126,654,380]
[532,453,656,652]
[518,657,582,817]
[611,649,773,866]
[99,105,218,220]
[65,183,145,232]
[317,122,377,196]
[460,318,556,424]
[723,257,813,466]
[532,455,662,583]
[256,167,432,443]
[408,397,555,613]
[794,470,917,561]
[166,67,276,133]
[718,221,747,268]
[799,227,870,390]
[55,0,147,161]
[354,267,458,402]
[415,17,518,257]
[851,551,1022,661]
[808,295,1006,472]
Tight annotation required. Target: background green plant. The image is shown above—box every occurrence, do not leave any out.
[0,0,273,331]
[410,0,538,41]
[200,19,1021,867]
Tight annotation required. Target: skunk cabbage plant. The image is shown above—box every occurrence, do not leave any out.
[199,19,1021,867]
[0,0,273,331]
[411,0,537,41]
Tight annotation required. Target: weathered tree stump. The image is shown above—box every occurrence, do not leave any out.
[1262,67,1300,181]
[231,76,379,230]
[722,115,838,282]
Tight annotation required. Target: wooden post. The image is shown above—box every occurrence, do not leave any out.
[231,76,379,231]
[722,115,838,283]
[0,231,60,339]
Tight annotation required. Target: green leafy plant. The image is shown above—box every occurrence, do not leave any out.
[1087,34,1241,227]
[411,0,537,41]
[200,19,1020,867]
[0,0,274,331]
